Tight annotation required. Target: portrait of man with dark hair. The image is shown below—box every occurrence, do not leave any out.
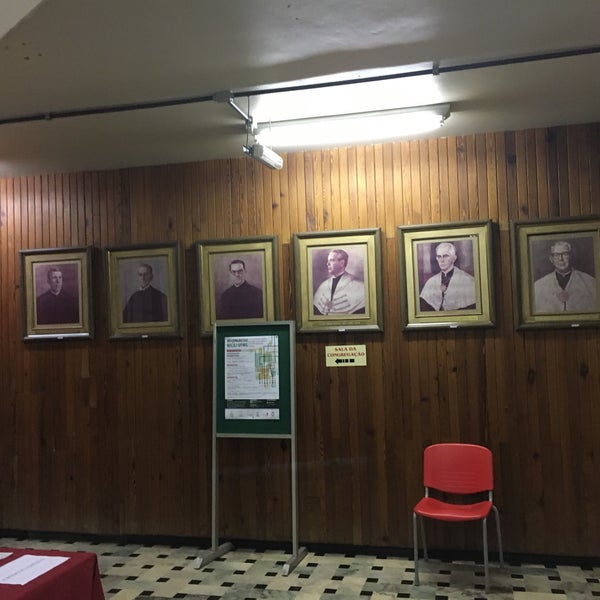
[216,258,264,320]
[35,264,80,325]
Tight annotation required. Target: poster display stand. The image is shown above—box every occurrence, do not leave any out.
[195,321,306,575]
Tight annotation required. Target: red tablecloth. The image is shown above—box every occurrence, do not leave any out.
[0,547,105,600]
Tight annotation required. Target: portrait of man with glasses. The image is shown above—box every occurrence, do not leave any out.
[533,239,597,313]
[216,258,264,320]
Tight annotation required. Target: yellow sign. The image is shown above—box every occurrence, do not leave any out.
[325,344,367,367]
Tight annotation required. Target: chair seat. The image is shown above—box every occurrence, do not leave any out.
[414,497,492,522]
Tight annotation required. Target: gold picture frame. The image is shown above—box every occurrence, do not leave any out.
[20,246,94,341]
[293,228,383,333]
[196,236,279,336]
[398,220,495,330]
[106,242,183,340]
[510,216,600,329]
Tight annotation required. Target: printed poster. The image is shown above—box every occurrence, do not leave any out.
[224,335,280,419]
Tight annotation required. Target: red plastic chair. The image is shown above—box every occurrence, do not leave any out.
[413,443,504,592]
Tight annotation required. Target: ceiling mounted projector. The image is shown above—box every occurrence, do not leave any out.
[242,143,283,170]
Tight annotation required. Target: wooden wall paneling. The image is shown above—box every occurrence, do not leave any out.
[191,162,207,240]
[320,342,342,542]
[1,124,600,556]
[426,139,440,224]
[293,153,309,232]
[275,157,290,243]
[555,127,571,217]
[332,148,347,232]
[229,157,246,236]
[575,126,592,214]
[64,173,76,245]
[0,179,12,523]
[407,141,421,224]
[545,129,561,217]
[566,127,582,216]
[346,338,371,544]
[47,174,59,247]
[398,142,411,225]
[25,177,36,248]
[591,124,600,209]
[388,142,403,227]
[319,149,332,229]
[310,151,325,231]
[200,161,219,239]
[363,145,378,227]
[56,174,69,246]
[582,333,600,553]
[436,138,451,224]
[252,171,277,238]
[367,338,390,545]
[297,337,328,542]
[467,136,479,220]
[344,148,360,230]
[353,146,368,228]
[474,135,489,221]
[522,130,538,219]
[457,136,470,220]
[416,141,430,223]
[533,129,549,217]
[445,139,460,224]
[483,133,498,221]
[377,144,392,234]
[17,178,28,248]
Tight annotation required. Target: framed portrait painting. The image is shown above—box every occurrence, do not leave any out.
[196,236,279,336]
[20,246,93,341]
[105,242,183,340]
[510,216,600,329]
[398,220,495,330]
[293,228,383,333]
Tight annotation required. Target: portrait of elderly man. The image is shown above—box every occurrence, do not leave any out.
[419,241,476,311]
[533,240,597,313]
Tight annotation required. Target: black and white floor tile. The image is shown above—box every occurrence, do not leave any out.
[1,535,598,599]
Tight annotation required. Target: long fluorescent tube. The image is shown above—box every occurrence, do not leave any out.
[255,103,450,149]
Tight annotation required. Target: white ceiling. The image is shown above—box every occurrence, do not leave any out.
[0,0,599,177]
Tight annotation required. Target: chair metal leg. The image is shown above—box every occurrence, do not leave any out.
[492,505,504,566]
[483,516,489,593]
[412,512,420,586]
[420,516,428,560]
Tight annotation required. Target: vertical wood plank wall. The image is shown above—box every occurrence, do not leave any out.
[0,123,599,557]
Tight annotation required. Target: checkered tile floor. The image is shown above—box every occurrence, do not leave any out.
[1,535,599,599]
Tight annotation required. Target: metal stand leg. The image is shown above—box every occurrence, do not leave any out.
[282,546,308,576]
[194,542,234,569]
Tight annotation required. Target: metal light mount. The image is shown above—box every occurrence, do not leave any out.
[213,91,284,170]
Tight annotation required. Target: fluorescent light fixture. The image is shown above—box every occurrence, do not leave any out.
[255,103,450,149]
[242,142,284,170]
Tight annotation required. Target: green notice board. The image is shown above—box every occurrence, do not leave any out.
[214,321,294,437]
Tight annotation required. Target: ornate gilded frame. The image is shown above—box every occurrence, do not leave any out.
[510,216,600,329]
[20,246,93,341]
[293,228,383,333]
[196,236,279,336]
[398,220,495,330]
[105,242,183,340]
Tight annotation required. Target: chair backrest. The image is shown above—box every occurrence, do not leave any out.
[423,443,494,494]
